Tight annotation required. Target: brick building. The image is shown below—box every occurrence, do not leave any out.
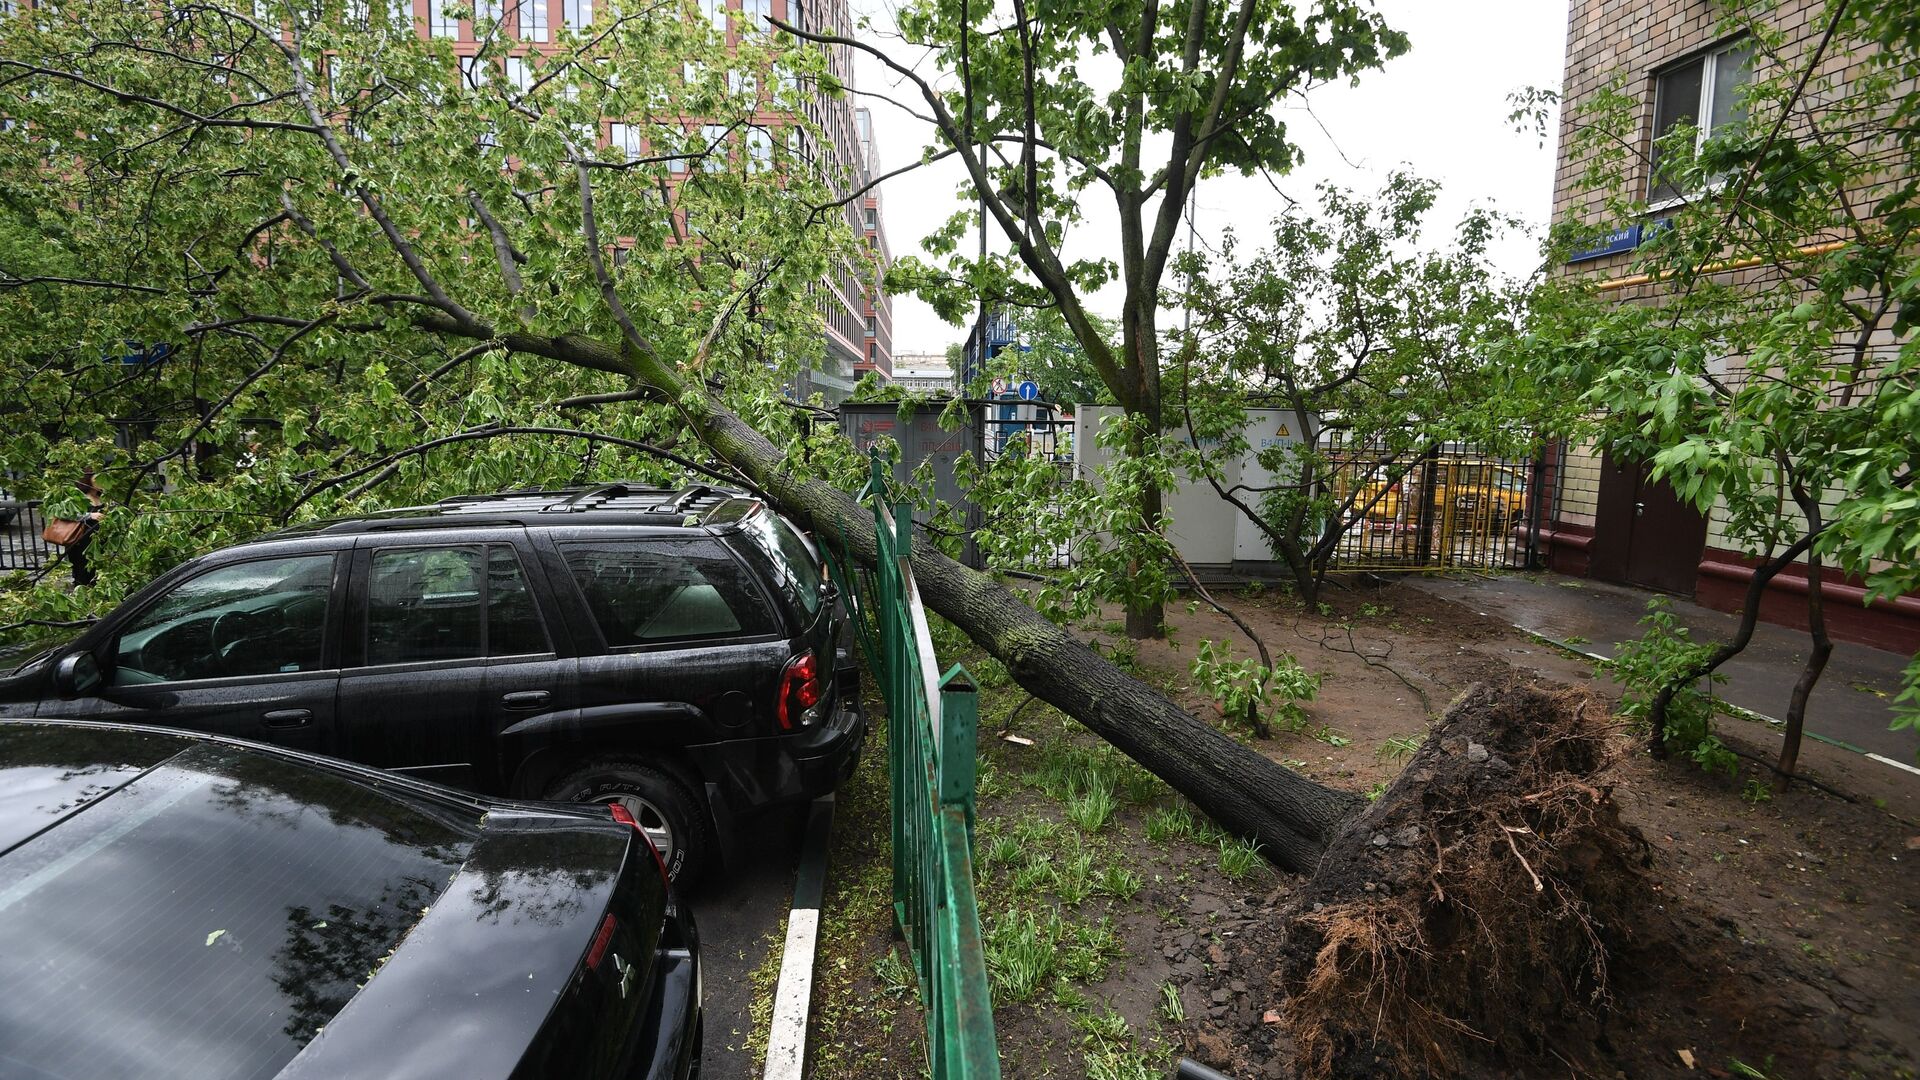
[1537,0,1918,651]
[401,0,889,404]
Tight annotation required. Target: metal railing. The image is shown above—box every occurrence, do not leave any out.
[832,451,1000,1079]
[0,500,58,573]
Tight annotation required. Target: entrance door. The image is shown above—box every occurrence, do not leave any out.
[1590,452,1709,595]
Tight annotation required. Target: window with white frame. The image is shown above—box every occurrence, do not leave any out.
[505,57,535,96]
[701,124,728,172]
[460,55,490,88]
[729,69,757,99]
[515,0,548,40]
[609,121,643,163]
[562,0,590,29]
[701,0,725,33]
[745,126,773,173]
[429,0,459,36]
[739,0,768,33]
[1648,38,1753,204]
[475,0,503,25]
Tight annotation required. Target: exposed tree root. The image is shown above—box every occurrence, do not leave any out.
[1276,678,1648,1079]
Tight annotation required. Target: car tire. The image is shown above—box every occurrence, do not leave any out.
[544,757,713,886]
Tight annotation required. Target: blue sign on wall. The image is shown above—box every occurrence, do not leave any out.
[1567,224,1642,264]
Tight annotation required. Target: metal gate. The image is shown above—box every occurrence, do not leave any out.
[1319,437,1540,572]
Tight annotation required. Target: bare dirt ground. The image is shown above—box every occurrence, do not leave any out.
[806,577,1920,1079]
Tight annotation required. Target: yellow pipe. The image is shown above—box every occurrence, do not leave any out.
[1591,239,1849,293]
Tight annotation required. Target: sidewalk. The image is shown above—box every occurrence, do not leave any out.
[1406,571,1920,770]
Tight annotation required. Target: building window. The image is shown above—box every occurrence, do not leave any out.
[729,69,757,99]
[504,56,533,94]
[739,0,768,33]
[429,0,459,36]
[701,123,729,172]
[516,0,548,40]
[701,0,725,32]
[864,315,875,337]
[562,0,590,28]
[460,55,489,88]
[745,126,773,173]
[1649,38,1752,204]
[475,0,503,25]
[609,121,642,163]
[863,206,875,228]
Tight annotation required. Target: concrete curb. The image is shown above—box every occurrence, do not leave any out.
[762,794,835,1080]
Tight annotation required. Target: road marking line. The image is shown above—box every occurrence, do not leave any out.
[1867,753,1920,778]
[763,794,834,1080]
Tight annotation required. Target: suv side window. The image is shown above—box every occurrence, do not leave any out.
[740,510,823,618]
[110,553,335,685]
[561,539,776,647]
[367,545,549,665]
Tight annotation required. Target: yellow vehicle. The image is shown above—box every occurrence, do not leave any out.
[1353,460,1531,532]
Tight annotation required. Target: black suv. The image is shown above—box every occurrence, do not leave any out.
[0,484,863,883]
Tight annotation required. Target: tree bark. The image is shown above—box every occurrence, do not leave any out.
[1776,483,1833,793]
[1775,561,1832,793]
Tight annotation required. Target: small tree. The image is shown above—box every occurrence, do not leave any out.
[1170,173,1543,605]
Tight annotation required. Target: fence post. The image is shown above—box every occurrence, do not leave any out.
[938,665,978,843]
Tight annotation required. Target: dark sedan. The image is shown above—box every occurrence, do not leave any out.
[0,718,702,1080]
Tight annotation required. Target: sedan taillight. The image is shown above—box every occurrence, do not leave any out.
[777,651,823,731]
[608,803,670,888]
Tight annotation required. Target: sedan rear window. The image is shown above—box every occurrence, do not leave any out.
[562,539,777,647]
[0,736,474,1080]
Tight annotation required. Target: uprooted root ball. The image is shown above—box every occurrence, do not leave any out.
[1276,679,1648,1079]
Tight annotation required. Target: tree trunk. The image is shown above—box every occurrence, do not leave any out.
[1119,303,1167,641]
[668,370,1360,872]
[1775,557,1833,792]
[1125,474,1169,640]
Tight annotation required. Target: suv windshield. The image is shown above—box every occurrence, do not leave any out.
[0,731,474,1080]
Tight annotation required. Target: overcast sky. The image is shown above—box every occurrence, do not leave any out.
[847,0,1573,356]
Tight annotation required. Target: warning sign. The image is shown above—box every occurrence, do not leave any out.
[1275,423,1291,437]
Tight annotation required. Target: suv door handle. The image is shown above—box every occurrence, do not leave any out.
[263,709,313,728]
[501,691,550,711]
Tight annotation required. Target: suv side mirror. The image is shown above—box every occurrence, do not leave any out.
[53,652,104,698]
[817,580,839,607]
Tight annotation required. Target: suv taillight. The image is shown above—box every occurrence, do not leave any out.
[777,651,823,730]
[608,803,670,888]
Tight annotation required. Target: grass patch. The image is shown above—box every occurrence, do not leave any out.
[1067,782,1118,834]
[1218,837,1267,881]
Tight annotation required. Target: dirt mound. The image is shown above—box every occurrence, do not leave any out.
[1273,679,1645,1077]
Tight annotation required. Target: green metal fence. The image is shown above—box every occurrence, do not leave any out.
[834,452,1000,1079]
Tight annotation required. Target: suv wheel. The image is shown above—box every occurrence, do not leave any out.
[545,758,712,885]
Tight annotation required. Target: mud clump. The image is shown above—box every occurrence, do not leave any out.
[1274,679,1646,1079]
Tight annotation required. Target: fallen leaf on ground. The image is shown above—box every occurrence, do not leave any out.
[205,929,226,947]
[1677,1048,1696,1069]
